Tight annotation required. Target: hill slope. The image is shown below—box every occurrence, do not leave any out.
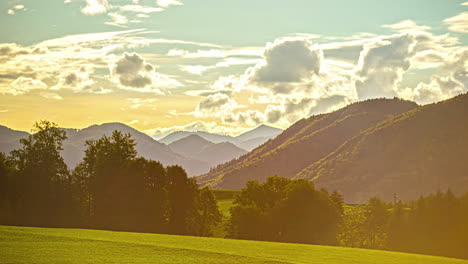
[197,98,418,190]
[296,93,468,203]
[169,135,247,169]
[1,226,465,264]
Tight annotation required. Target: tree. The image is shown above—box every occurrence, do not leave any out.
[76,130,137,229]
[190,187,222,236]
[9,120,71,226]
[228,176,343,245]
[363,197,389,249]
[0,152,14,224]
[166,165,198,235]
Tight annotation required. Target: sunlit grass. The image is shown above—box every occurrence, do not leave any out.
[1,225,467,264]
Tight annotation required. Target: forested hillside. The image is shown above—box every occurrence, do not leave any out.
[197,98,418,190]
[297,93,468,203]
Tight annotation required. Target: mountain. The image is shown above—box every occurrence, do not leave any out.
[237,136,273,151]
[169,135,247,169]
[235,124,283,142]
[63,123,212,176]
[158,131,235,145]
[0,123,211,176]
[196,98,419,190]
[157,125,283,151]
[0,126,30,155]
[168,134,216,157]
[295,93,468,203]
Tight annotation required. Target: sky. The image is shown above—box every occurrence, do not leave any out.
[0,0,467,136]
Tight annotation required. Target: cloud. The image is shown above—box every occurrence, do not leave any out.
[105,12,129,27]
[118,5,163,14]
[112,52,182,93]
[7,9,15,15]
[355,34,415,100]
[167,49,225,58]
[180,65,214,75]
[399,50,468,104]
[194,93,241,118]
[444,12,468,33]
[114,52,153,87]
[128,98,158,109]
[2,77,47,95]
[0,29,223,97]
[252,38,322,83]
[146,120,248,138]
[52,67,99,93]
[40,92,63,100]
[81,0,109,16]
[156,0,183,8]
[383,20,431,33]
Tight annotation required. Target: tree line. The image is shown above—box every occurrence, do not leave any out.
[0,121,467,260]
[0,121,221,236]
[228,179,468,260]
[338,190,468,259]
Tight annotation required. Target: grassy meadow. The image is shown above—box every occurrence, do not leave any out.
[1,225,467,264]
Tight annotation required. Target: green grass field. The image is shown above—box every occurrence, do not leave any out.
[1,225,467,264]
[213,189,239,217]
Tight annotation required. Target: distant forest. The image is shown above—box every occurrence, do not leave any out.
[0,121,467,260]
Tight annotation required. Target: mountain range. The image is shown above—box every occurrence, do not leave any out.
[168,135,247,168]
[3,94,467,203]
[157,124,283,151]
[0,123,280,177]
[197,94,468,202]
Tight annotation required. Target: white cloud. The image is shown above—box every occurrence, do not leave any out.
[252,38,322,83]
[40,92,63,100]
[0,29,224,97]
[355,34,415,100]
[111,52,182,94]
[81,0,109,16]
[180,65,214,75]
[156,0,183,8]
[106,12,129,27]
[383,20,431,33]
[444,12,468,33]
[2,77,48,95]
[146,120,248,138]
[14,5,25,10]
[7,9,15,15]
[167,49,225,58]
[119,5,163,13]
[194,93,242,118]
[128,98,158,109]
[52,67,97,93]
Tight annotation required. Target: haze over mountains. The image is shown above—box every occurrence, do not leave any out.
[0,123,279,176]
[157,125,283,151]
[197,94,468,202]
[168,135,247,168]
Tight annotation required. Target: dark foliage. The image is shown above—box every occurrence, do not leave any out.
[0,121,221,236]
[227,176,343,245]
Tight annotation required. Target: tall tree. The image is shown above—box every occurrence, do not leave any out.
[9,121,70,226]
[77,130,137,229]
[166,165,198,235]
